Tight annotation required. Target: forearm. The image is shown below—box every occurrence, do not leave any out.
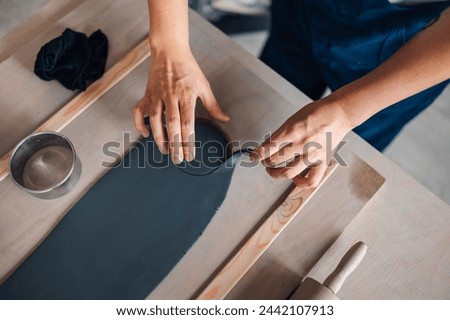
[148,0,190,53]
[330,8,450,128]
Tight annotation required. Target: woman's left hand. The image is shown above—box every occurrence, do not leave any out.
[251,98,352,189]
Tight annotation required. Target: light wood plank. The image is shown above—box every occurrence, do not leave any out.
[197,162,338,300]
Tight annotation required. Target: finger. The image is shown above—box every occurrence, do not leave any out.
[180,97,196,162]
[251,126,289,162]
[262,142,300,168]
[164,98,183,164]
[200,87,230,122]
[149,98,168,154]
[292,161,328,190]
[266,154,309,180]
[133,98,150,137]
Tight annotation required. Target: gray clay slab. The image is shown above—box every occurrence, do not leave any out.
[0,122,238,299]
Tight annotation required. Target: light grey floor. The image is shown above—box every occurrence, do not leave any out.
[1,2,449,204]
[0,0,49,35]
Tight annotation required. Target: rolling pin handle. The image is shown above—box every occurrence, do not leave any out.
[323,241,368,294]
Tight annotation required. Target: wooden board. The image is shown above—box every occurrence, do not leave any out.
[304,182,450,299]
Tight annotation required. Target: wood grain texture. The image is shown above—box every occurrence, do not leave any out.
[0,39,150,182]
[196,163,338,300]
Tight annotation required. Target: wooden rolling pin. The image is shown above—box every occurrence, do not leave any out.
[0,39,151,183]
[290,241,368,300]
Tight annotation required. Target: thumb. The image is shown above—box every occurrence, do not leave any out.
[200,87,230,122]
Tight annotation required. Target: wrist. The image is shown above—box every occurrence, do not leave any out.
[321,94,355,132]
[149,35,191,56]
[327,79,391,129]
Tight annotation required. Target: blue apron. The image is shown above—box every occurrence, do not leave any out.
[261,0,449,151]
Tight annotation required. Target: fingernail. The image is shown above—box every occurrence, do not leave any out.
[249,153,259,162]
[262,160,273,168]
[186,151,195,162]
[158,141,168,154]
[173,154,183,164]
[160,145,168,155]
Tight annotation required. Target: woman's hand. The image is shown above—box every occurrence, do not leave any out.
[133,48,230,164]
[251,98,352,189]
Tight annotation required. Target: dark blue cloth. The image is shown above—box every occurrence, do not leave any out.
[261,0,449,151]
[34,28,108,91]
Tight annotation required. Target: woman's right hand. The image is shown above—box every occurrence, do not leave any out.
[133,47,230,164]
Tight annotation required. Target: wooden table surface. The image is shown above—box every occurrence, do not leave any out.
[0,0,449,299]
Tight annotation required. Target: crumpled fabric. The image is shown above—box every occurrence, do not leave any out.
[34,28,108,91]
